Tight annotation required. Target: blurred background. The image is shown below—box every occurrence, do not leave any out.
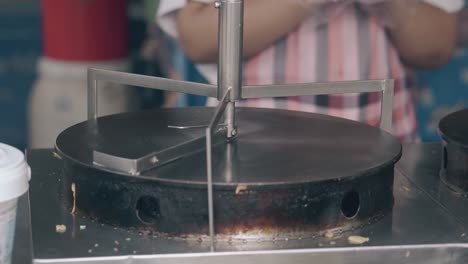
[1,0,468,150]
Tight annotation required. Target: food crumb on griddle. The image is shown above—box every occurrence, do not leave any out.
[235,184,248,194]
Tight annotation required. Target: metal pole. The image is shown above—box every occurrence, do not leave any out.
[206,88,231,252]
[205,128,214,251]
[217,0,243,138]
[87,69,98,120]
[380,79,394,133]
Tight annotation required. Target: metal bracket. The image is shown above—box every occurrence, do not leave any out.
[242,79,394,133]
[86,68,221,175]
[87,68,218,120]
[92,127,227,175]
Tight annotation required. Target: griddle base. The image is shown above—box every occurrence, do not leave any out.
[22,144,468,263]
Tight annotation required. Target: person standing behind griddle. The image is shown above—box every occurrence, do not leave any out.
[157,0,462,142]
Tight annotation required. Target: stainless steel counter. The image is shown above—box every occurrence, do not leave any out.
[14,143,468,263]
[12,194,32,264]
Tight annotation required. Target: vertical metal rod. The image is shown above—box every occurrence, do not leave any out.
[205,128,215,252]
[217,0,244,137]
[87,69,98,120]
[205,88,231,252]
[380,79,394,132]
[225,102,236,137]
[224,143,234,183]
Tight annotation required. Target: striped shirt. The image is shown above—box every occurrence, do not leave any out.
[158,0,463,142]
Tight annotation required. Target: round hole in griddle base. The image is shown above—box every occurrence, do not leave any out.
[136,196,161,224]
[341,191,360,219]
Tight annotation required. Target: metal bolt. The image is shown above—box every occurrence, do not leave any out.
[231,129,237,136]
[214,1,221,8]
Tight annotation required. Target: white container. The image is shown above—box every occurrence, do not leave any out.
[0,143,30,264]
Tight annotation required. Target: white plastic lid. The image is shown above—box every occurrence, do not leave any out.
[0,143,31,202]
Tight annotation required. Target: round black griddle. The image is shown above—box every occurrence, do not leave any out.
[439,108,468,193]
[56,107,401,240]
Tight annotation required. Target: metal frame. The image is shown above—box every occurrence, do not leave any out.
[85,0,396,252]
[87,68,218,120]
[242,79,394,131]
[86,73,394,175]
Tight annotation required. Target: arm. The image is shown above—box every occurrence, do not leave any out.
[176,0,319,63]
[382,1,458,69]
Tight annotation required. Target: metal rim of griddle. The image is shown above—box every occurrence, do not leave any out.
[439,108,468,194]
[439,109,468,150]
[56,107,402,188]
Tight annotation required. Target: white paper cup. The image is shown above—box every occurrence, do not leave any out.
[0,143,30,264]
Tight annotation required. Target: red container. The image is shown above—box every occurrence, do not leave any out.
[41,0,128,61]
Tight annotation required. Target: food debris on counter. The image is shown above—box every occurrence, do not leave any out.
[347,235,370,245]
[323,231,334,239]
[55,225,66,233]
[71,183,77,214]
